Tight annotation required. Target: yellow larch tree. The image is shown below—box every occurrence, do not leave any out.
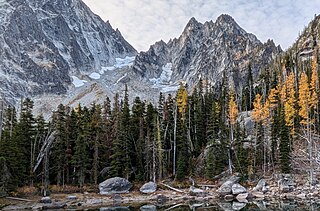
[279,72,296,134]
[310,55,318,110]
[176,83,188,117]
[252,93,263,123]
[268,87,279,110]
[298,72,312,125]
[228,95,239,126]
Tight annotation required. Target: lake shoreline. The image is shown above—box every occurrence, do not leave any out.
[2,187,320,210]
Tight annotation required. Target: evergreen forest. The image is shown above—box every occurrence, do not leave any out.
[0,49,320,195]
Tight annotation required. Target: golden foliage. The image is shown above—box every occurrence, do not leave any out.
[228,95,238,125]
[252,93,263,123]
[298,72,312,125]
[252,93,271,125]
[176,83,188,115]
[267,87,279,109]
[310,56,318,109]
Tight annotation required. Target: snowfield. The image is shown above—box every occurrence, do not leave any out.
[89,72,101,79]
[71,76,87,87]
[100,56,135,73]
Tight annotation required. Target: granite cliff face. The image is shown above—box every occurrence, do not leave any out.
[132,15,282,92]
[0,0,136,103]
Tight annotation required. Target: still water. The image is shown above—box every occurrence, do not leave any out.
[86,200,320,211]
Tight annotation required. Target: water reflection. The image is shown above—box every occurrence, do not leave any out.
[97,200,320,211]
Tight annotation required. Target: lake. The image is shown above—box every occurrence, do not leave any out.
[88,200,320,211]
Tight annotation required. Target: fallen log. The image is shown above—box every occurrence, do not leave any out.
[197,184,217,188]
[5,197,33,202]
[164,203,184,211]
[159,183,184,193]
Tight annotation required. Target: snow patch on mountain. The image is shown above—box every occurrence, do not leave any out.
[161,85,180,93]
[149,63,173,86]
[71,76,87,87]
[89,72,101,80]
[115,73,128,85]
[115,56,135,68]
[100,56,135,74]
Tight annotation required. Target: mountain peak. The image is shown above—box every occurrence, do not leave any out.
[216,14,236,24]
[186,17,199,26]
[182,17,203,36]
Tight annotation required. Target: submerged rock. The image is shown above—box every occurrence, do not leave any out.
[232,202,246,210]
[236,193,249,203]
[140,182,157,194]
[99,177,132,195]
[140,205,157,211]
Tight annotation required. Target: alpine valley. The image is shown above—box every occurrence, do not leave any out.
[2,0,320,209]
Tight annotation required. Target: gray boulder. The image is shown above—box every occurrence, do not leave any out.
[40,196,52,204]
[253,179,267,192]
[278,176,295,193]
[217,175,240,196]
[99,177,132,195]
[231,183,247,195]
[140,182,157,194]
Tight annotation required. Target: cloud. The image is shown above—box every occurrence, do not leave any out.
[82,0,320,52]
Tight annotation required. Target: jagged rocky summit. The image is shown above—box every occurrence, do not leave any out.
[0,0,136,104]
[131,14,282,93]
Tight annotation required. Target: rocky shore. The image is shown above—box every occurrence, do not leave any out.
[2,174,320,210]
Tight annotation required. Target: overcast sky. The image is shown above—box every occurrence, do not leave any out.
[82,0,320,52]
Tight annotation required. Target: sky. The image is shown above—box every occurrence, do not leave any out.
[82,0,320,52]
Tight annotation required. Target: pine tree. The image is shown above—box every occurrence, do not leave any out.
[109,94,124,177]
[90,104,103,184]
[279,108,291,173]
[18,98,36,185]
[130,97,145,180]
[51,104,67,186]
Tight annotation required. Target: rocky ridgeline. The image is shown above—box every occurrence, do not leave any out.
[131,14,281,91]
